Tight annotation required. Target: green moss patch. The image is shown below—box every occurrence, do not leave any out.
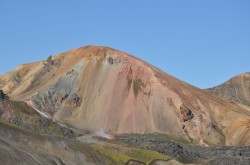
[133,79,145,97]
[127,77,132,91]
[12,101,38,116]
[0,119,23,130]
[92,145,169,165]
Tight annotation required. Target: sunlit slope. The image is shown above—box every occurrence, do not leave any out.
[1,46,249,146]
[207,72,250,106]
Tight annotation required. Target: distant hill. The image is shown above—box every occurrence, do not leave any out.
[207,72,250,106]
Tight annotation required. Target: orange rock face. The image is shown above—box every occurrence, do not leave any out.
[0,46,249,146]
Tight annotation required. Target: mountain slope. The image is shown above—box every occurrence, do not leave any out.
[207,72,250,106]
[0,120,173,165]
[0,46,250,146]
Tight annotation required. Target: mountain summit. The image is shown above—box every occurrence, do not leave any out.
[207,72,250,106]
[0,46,249,146]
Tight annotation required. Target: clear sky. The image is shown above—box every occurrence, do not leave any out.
[0,0,249,88]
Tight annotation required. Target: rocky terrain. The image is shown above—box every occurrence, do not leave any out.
[0,98,81,139]
[115,134,250,165]
[207,72,250,106]
[0,45,250,164]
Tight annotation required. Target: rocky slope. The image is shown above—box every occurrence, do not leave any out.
[0,97,174,165]
[207,72,250,106]
[0,45,250,146]
[115,133,250,165]
[0,119,174,165]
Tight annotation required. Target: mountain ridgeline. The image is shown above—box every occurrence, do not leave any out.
[207,72,250,106]
[0,45,250,147]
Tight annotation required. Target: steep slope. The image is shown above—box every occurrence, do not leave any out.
[0,97,175,165]
[207,72,250,106]
[0,46,250,146]
[0,120,93,165]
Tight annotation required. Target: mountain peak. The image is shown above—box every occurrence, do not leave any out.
[0,46,250,146]
[207,72,250,106]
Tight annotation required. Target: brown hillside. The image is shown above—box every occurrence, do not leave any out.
[0,46,250,146]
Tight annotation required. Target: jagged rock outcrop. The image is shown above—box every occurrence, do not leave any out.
[43,55,54,65]
[179,103,194,122]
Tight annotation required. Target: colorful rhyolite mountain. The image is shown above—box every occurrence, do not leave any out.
[0,46,249,146]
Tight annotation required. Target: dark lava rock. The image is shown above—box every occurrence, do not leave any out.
[180,103,194,122]
[39,117,51,129]
[9,117,21,126]
[108,57,114,64]
[126,160,146,165]
[0,90,7,100]
[64,129,74,138]
[117,134,250,165]
[58,127,74,138]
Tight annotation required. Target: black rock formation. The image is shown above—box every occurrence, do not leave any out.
[0,90,7,100]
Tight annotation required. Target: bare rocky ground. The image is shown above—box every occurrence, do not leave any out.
[207,72,250,106]
[113,134,250,165]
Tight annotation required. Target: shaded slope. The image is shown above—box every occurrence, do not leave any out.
[0,120,91,165]
[0,99,82,138]
[0,137,65,165]
[207,72,250,106]
[0,120,175,165]
[0,46,250,146]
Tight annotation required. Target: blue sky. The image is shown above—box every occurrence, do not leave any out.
[0,0,249,88]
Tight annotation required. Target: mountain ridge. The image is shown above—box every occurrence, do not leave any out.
[0,45,249,146]
[207,72,250,106]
